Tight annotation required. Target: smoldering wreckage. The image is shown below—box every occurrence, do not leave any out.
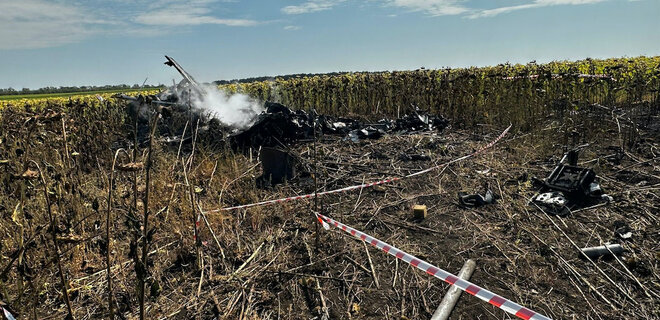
[103,56,630,319]
[118,56,450,184]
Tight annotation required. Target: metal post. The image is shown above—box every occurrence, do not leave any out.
[431,259,476,320]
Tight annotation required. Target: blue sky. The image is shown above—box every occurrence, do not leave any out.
[0,0,658,89]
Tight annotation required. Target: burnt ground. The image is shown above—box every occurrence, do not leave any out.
[0,104,659,319]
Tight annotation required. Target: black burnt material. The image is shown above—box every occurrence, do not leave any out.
[257,147,297,187]
[231,102,349,147]
[532,149,611,216]
[231,102,448,148]
[544,164,596,198]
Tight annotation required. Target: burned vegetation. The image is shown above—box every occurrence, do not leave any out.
[0,56,659,320]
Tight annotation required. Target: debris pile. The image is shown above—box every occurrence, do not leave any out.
[232,102,449,147]
[118,56,449,149]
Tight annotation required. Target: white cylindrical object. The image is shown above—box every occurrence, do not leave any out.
[431,259,477,320]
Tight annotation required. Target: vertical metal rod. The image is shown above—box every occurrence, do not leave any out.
[431,259,476,320]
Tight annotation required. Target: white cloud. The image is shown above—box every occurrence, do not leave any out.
[0,0,110,50]
[281,0,346,14]
[281,0,614,17]
[282,0,468,16]
[134,0,259,26]
[387,0,469,16]
[536,0,605,4]
[470,0,607,18]
[0,0,260,50]
[0,0,630,50]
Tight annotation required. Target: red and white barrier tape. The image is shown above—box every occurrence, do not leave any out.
[315,213,551,320]
[1,306,16,320]
[205,125,511,213]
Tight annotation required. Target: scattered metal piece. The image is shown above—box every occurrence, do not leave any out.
[617,231,632,240]
[533,191,570,216]
[476,168,491,175]
[348,126,385,142]
[395,110,448,133]
[614,221,633,240]
[580,244,624,260]
[458,189,495,208]
[1,305,16,320]
[164,55,203,97]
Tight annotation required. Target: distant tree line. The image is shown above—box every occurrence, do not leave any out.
[2,71,395,95]
[0,84,165,95]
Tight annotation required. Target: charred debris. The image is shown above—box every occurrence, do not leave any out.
[234,101,448,147]
[116,56,449,151]
[531,148,613,217]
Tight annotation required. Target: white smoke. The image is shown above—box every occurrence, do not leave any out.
[267,80,282,103]
[189,83,263,129]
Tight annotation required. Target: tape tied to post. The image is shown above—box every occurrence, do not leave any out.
[315,212,552,320]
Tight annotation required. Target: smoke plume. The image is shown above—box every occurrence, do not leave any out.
[187,83,263,130]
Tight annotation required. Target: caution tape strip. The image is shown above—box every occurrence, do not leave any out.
[205,125,511,213]
[1,306,16,320]
[315,212,551,320]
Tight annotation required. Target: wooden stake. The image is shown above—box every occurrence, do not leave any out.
[363,242,379,288]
